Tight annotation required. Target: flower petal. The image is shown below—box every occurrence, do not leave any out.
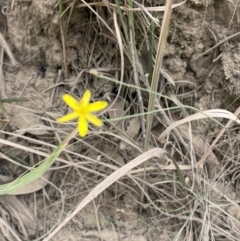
[78,115,88,137]
[57,112,79,122]
[62,94,79,110]
[85,113,103,127]
[80,90,91,108]
[88,101,108,112]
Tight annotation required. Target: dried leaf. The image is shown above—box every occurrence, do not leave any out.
[104,145,125,166]
[9,171,51,195]
[5,105,49,135]
[1,195,39,237]
[0,33,16,66]
[126,117,140,138]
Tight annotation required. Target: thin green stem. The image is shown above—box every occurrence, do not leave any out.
[115,0,129,42]
[58,0,68,78]
[148,21,154,82]
[128,0,146,147]
[1,97,28,103]
[58,0,64,14]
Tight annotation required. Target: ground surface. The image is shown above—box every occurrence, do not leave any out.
[1,0,240,241]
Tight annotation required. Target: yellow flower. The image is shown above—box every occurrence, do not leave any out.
[57,90,108,137]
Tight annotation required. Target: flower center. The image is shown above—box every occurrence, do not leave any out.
[75,105,88,115]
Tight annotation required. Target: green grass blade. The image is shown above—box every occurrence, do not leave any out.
[58,0,64,14]
[0,146,63,194]
[0,128,77,195]
[1,97,28,103]
[0,92,5,118]
[115,0,129,42]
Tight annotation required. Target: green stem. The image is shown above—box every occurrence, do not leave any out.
[0,128,78,195]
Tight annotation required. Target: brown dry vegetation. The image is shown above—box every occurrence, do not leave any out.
[1,0,240,240]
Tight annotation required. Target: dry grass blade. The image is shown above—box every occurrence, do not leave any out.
[79,0,115,36]
[65,0,78,31]
[102,11,125,117]
[128,0,145,145]
[145,0,173,150]
[1,195,38,239]
[43,148,165,241]
[196,106,240,169]
[194,31,240,60]
[113,11,124,92]
[0,33,16,66]
[176,123,222,171]
[142,0,173,212]
[0,217,21,241]
[76,1,186,12]
[159,109,240,142]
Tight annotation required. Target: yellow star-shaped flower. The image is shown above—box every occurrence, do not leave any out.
[57,90,108,137]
